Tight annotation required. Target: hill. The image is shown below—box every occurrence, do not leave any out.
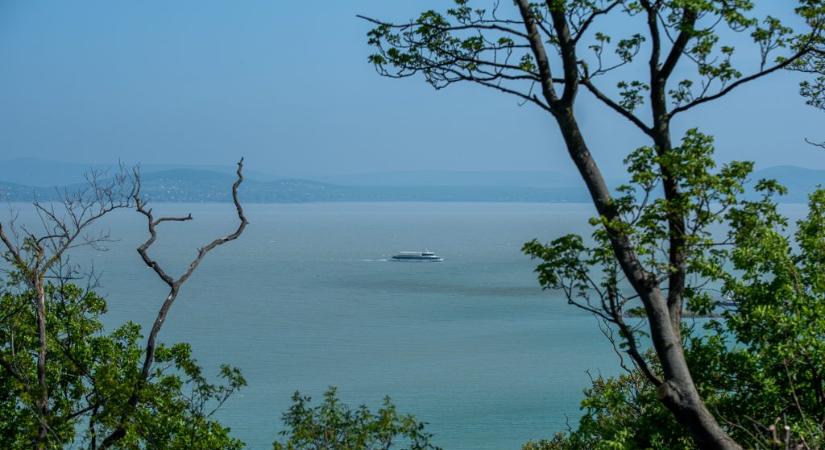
[0,160,821,203]
[751,166,825,202]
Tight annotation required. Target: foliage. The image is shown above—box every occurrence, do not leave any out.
[364,1,825,446]
[522,128,757,387]
[699,185,825,448]
[0,281,246,449]
[364,0,823,116]
[521,372,690,450]
[273,387,440,450]
[524,149,825,450]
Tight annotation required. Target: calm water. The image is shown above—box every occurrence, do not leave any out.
[10,202,626,449]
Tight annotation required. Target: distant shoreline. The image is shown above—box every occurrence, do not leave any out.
[2,162,821,204]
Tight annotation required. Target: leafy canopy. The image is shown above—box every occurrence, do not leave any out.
[0,281,246,449]
[522,135,825,448]
[273,387,440,450]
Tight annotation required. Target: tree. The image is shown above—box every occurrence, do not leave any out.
[97,160,249,449]
[792,44,825,148]
[361,1,825,448]
[0,161,248,449]
[273,387,440,450]
[0,285,247,450]
[0,168,135,448]
[521,159,825,449]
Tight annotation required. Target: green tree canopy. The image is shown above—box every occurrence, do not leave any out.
[362,1,825,448]
[0,281,246,449]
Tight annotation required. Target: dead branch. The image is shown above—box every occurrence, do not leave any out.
[97,158,248,450]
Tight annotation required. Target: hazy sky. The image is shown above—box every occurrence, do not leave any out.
[1,1,823,178]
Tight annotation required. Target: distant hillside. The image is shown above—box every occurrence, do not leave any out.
[0,158,593,189]
[751,166,824,202]
[0,168,592,203]
[0,162,821,203]
[0,181,47,200]
[0,158,281,187]
[314,170,588,188]
[137,170,341,203]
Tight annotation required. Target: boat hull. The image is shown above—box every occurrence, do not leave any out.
[391,256,443,262]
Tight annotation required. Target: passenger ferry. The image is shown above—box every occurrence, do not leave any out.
[391,250,443,262]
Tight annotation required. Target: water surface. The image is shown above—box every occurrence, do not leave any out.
[10,202,625,450]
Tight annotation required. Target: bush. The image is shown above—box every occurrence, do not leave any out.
[273,387,440,450]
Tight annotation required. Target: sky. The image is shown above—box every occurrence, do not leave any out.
[0,0,824,178]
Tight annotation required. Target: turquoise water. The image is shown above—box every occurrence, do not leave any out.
[9,202,623,449]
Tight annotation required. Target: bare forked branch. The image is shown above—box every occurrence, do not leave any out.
[1,168,135,271]
[133,159,247,291]
[98,158,248,450]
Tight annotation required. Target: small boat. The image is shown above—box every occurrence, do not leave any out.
[391,250,443,262]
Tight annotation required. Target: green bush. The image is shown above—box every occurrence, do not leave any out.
[273,387,440,450]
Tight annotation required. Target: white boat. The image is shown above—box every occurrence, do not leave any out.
[391,250,443,262]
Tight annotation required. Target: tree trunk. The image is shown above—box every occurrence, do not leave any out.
[551,108,742,450]
[34,277,49,449]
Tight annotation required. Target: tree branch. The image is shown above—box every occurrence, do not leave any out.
[514,0,559,105]
[581,79,654,135]
[572,1,624,44]
[98,159,248,450]
[546,0,580,105]
[0,222,25,269]
[671,48,813,116]
[659,8,698,82]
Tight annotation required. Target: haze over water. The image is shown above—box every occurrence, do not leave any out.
[13,202,623,449]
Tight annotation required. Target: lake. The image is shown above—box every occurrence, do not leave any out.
[8,202,623,449]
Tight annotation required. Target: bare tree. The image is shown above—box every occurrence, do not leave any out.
[0,168,136,449]
[361,2,825,449]
[97,158,248,449]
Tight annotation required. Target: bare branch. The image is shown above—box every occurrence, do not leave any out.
[98,158,248,450]
[581,79,654,135]
[805,137,825,149]
[472,77,552,111]
[0,222,24,268]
